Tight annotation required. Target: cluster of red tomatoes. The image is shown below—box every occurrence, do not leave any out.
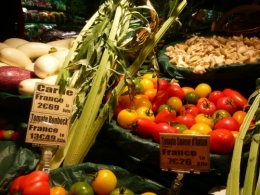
[114,73,249,155]
[9,169,156,195]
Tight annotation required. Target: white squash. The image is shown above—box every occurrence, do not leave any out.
[34,55,61,79]
[0,47,32,68]
[41,75,58,85]
[3,38,28,48]
[18,78,42,96]
[47,38,75,49]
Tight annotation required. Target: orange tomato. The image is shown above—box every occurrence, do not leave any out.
[182,86,195,95]
[144,88,157,101]
[118,86,134,108]
[232,110,247,125]
[197,97,208,103]
[231,131,239,140]
[50,186,66,195]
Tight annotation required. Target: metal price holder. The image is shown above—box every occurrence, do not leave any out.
[24,83,76,173]
[159,133,210,195]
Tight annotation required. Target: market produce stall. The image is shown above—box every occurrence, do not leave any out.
[0,0,260,195]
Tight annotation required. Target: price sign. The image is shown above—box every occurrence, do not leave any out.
[159,133,210,172]
[25,83,75,147]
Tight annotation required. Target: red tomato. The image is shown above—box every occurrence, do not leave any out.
[178,104,199,117]
[208,90,224,104]
[174,113,196,129]
[154,109,176,124]
[153,123,179,143]
[196,100,216,116]
[9,171,50,195]
[223,88,248,110]
[208,129,235,155]
[214,116,241,131]
[154,79,170,91]
[151,90,169,113]
[167,85,185,100]
[130,117,156,138]
[216,96,238,115]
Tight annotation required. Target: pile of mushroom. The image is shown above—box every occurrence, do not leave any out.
[165,35,260,74]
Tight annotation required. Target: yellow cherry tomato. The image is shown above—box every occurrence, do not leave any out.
[140,78,155,92]
[136,106,155,121]
[167,96,183,112]
[190,123,212,135]
[133,97,152,109]
[194,83,212,98]
[195,114,214,129]
[117,109,138,129]
[182,129,199,134]
[141,73,158,83]
[91,169,117,195]
[141,192,157,195]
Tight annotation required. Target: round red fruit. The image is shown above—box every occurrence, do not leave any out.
[208,90,224,104]
[167,85,185,100]
[208,129,235,155]
[196,100,216,116]
[214,116,241,131]
[216,96,238,115]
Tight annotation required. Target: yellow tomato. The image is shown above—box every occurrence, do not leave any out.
[166,96,183,112]
[140,78,155,92]
[117,109,138,129]
[194,83,212,98]
[195,114,214,129]
[141,73,158,83]
[141,192,157,195]
[190,123,212,134]
[50,186,66,195]
[182,129,199,134]
[133,97,152,109]
[91,169,117,195]
[136,106,155,121]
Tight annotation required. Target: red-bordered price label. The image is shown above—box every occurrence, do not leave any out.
[159,133,210,172]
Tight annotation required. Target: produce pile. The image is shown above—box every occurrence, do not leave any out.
[165,35,260,74]
[112,73,250,155]
[0,37,75,95]
[9,169,158,195]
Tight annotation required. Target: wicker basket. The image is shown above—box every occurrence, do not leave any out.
[215,4,260,37]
